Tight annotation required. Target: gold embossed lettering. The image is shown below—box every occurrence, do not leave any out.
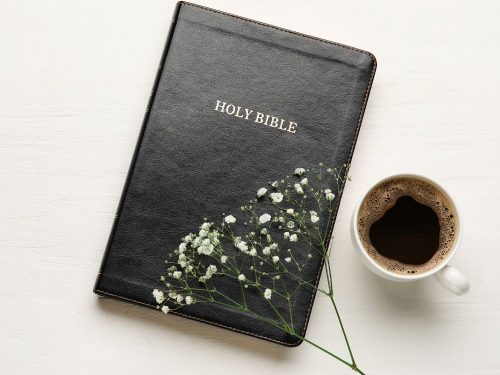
[226,104,236,115]
[214,100,226,112]
[269,116,279,128]
[254,112,265,124]
[287,121,297,134]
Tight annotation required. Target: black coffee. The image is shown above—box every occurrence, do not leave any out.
[357,177,458,275]
[369,195,440,265]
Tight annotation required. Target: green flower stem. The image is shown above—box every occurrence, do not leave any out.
[328,278,356,367]
[201,295,364,374]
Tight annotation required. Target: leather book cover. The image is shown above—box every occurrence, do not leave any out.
[94,1,376,346]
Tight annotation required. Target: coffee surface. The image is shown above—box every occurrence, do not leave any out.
[358,177,457,275]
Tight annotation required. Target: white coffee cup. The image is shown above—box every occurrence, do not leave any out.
[350,174,470,295]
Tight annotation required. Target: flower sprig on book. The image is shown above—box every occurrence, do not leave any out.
[153,164,366,374]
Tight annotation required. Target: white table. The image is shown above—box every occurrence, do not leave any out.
[1,1,499,374]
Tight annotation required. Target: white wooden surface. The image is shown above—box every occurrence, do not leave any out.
[1,1,499,374]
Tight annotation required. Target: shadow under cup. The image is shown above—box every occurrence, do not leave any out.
[355,175,460,278]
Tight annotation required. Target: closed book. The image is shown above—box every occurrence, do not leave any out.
[94,1,376,346]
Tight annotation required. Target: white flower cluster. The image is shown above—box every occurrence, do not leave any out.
[233,237,257,256]
[224,215,236,224]
[152,289,165,304]
[294,167,306,176]
[155,164,345,319]
[259,213,271,224]
[199,264,217,283]
[153,288,195,313]
[270,192,283,203]
[324,189,335,201]
[257,187,267,197]
[264,288,272,299]
[179,222,221,259]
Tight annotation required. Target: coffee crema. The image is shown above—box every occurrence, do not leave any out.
[357,177,458,275]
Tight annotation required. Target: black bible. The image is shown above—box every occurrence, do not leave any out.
[94,1,376,346]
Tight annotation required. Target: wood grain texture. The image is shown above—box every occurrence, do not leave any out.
[1,0,499,374]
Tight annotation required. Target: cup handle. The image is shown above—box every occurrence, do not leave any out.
[435,265,470,295]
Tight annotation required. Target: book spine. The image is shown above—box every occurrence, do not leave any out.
[93,2,184,294]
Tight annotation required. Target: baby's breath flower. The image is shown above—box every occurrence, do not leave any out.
[270,192,283,203]
[192,236,202,248]
[294,168,305,176]
[209,231,220,246]
[234,238,248,252]
[264,288,272,300]
[161,305,170,314]
[294,183,304,194]
[179,242,187,253]
[156,163,353,366]
[257,187,267,197]
[224,215,236,224]
[152,289,165,304]
[198,238,214,255]
[259,213,271,224]
[201,265,217,281]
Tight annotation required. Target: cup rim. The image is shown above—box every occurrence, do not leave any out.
[352,173,462,280]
